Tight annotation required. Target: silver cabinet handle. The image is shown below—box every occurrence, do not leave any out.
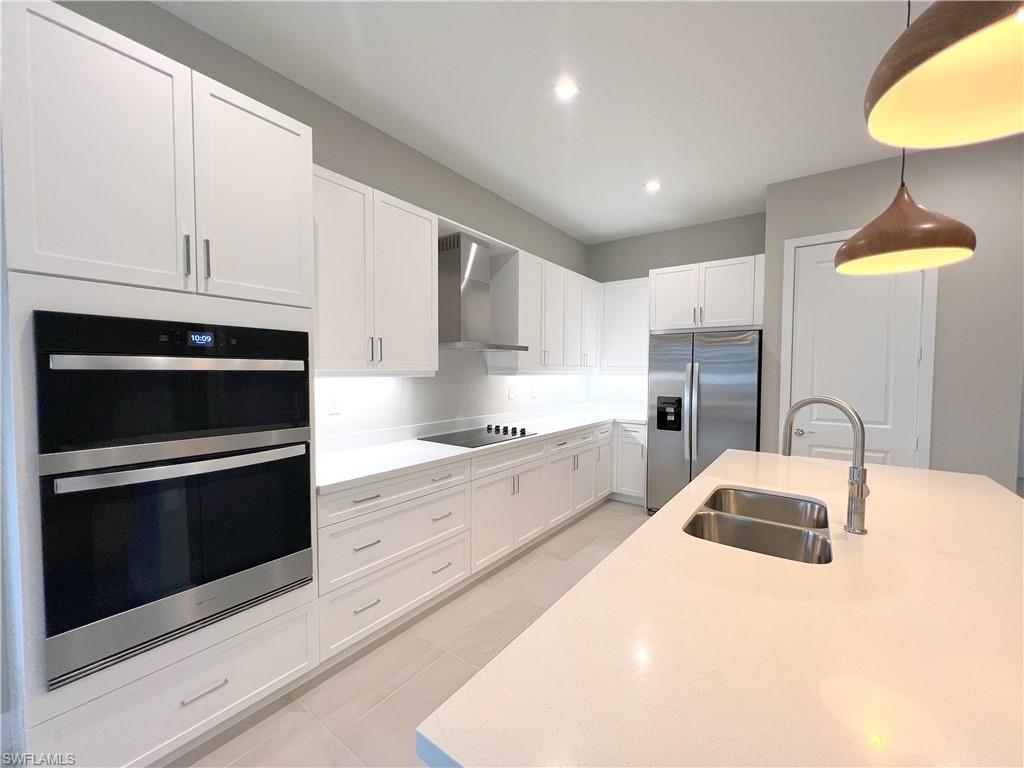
[377,337,383,363]
[555,441,568,447]
[510,476,516,496]
[49,355,304,372]
[183,234,192,276]
[353,598,381,615]
[54,444,305,495]
[692,306,697,324]
[431,561,453,575]
[431,473,452,482]
[431,511,453,522]
[180,677,228,707]
[352,538,382,552]
[352,493,382,505]
[203,238,212,279]
[699,306,704,324]
[691,361,701,457]
[368,336,375,363]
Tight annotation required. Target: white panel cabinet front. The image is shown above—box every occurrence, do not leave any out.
[616,428,647,498]
[544,451,574,528]
[649,255,761,331]
[563,271,584,369]
[512,460,547,547]
[314,168,374,370]
[371,192,439,373]
[572,446,596,513]
[542,262,566,368]
[192,73,313,308]
[594,440,613,499]
[650,265,699,330]
[699,255,756,327]
[602,278,649,372]
[470,470,516,571]
[582,280,603,370]
[3,2,196,292]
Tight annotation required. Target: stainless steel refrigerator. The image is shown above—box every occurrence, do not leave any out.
[646,330,761,513]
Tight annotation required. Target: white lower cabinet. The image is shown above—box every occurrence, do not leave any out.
[470,469,517,571]
[545,450,575,528]
[615,425,647,499]
[512,460,547,547]
[595,439,613,499]
[572,446,596,513]
[319,533,469,661]
[28,603,318,768]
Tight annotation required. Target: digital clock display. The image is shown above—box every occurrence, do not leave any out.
[187,331,215,348]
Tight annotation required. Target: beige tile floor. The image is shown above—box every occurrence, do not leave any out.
[175,500,647,768]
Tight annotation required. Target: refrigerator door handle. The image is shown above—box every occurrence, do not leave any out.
[691,361,700,458]
[683,362,692,461]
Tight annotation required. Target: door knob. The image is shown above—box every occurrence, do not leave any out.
[793,428,806,436]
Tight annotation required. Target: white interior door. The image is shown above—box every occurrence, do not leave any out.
[313,168,373,371]
[2,3,196,292]
[193,73,313,307]
[787,240,926,466]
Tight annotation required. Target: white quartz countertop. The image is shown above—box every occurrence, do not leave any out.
[316,410,646,494]
[416,450,1024,767]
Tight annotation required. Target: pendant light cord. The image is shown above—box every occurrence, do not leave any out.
[899,0,910,187]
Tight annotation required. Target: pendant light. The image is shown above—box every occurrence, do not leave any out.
[836,2,978,276]
[865,1,1024,149]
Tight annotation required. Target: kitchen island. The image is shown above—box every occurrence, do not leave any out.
[416,450,1023,766]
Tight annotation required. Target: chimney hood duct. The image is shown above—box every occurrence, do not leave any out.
[438,232,528,352]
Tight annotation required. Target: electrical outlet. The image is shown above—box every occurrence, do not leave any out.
[327,394,342,416]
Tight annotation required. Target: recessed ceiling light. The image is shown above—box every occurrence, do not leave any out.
[553,77,580,102]
[644,179,662,193]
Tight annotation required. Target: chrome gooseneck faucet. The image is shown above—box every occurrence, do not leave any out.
[781,396,870,535]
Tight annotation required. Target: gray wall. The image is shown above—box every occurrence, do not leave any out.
[587,213,766,282]
[64,2,589,275]
[763,137,1024,489]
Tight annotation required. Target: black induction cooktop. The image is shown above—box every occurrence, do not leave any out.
[419,425,536,448]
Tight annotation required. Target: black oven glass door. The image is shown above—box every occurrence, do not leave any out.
[40,444,311,663]
[37,364,309,454]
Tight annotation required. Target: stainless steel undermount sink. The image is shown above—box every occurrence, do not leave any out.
[684,488,832,565]
[704,487,828,528]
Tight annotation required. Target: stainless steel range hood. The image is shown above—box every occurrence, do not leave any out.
[438,232,528,352]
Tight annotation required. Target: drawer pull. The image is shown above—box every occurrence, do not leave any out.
[431,561,453,575]
[353,538,382,552]
[431,473,453,482]
[353,597,381,615]
[352,493,382,505]
[180,677,229,707]
[431,511,454,522]
[555,441,568,447]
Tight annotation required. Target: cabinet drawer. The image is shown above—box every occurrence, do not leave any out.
[547,429,594,454]
[471,441,545,478]
[594,423,613,440]
[318,459,468,526]
[617,423,647,443]
[319,533,469,661]
[30,604,317,768]
[319,485,468,593]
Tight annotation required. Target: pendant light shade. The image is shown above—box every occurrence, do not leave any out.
[865,1,1024,149]
[835,183,976,275]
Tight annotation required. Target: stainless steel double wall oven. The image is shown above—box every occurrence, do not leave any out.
[34,311,312,689]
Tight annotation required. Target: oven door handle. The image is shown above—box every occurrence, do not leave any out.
[49,354,305,372]
[53,444,306,495]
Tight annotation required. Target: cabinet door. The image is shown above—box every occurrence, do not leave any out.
[517,253,545,372]
[545,452,574,527]
[372,192,439,374]
[650,265,699,330]
[603,279,650,371]
[193,73,313,307]
[2,3,195,291]
[616,437,647,498]
[313,168,373,371]
[563,272,584,369]
[572,447,596,513]
[513,460,547,547]
[542,262,566,368]
[582,281,602,370]
[471,470,516,571]
[699,256,755,327]
[594,440,613,499]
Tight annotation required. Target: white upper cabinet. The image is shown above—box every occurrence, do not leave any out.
[2,3,314,307]
[193,74,313,307]
[649,254,764,331]
[542,262,566,368]
[650,264,699,330]
[515,253,546,372]
[581,280,602,370]
[3,2,196,292]
[313,168,373,371]
[563,272,584,368]
[371,192,438,374]
[602,278,649,372]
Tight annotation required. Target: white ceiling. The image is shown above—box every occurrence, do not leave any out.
[159,1,907,244]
